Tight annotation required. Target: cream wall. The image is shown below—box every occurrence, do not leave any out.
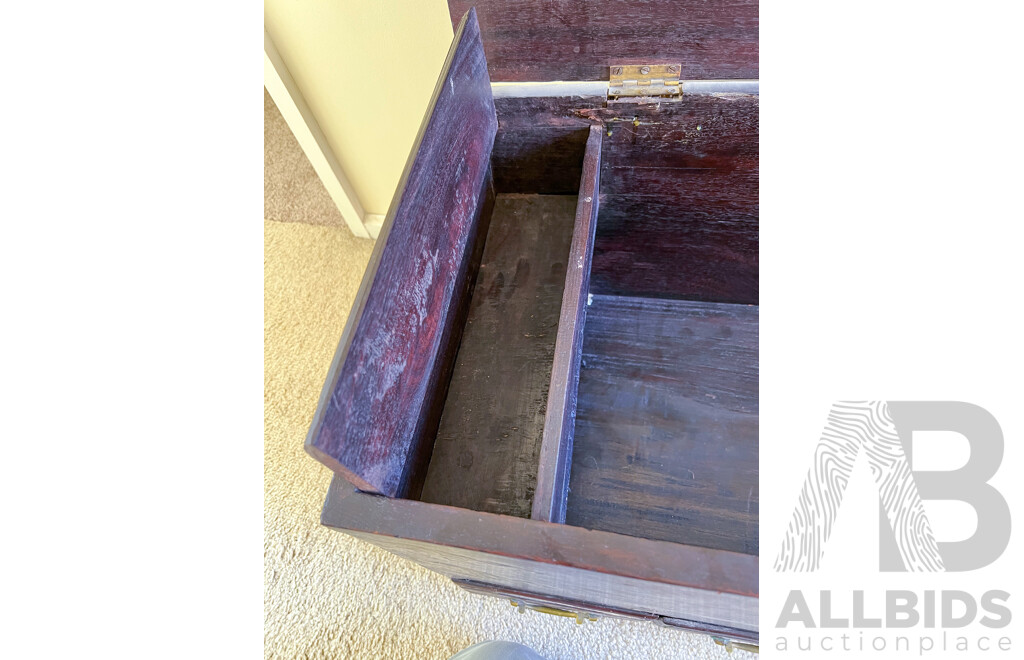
[265,1,455,223]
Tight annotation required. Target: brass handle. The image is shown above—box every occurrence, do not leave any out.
[510,600,598,625]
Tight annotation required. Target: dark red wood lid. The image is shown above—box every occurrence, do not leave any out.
[449,1,758,82]
[305,9,497,497]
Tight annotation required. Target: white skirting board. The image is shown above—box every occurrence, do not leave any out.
[362,214,385,239]
[264,29,372,239]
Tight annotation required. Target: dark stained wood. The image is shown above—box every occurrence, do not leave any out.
[565,295,759,555]
[582,95,759,169]
[491,97,596,194]
[494,96,598,128]
[448,0,758,82]
[305,9,498,497]
[419,194,578,517]
[583,94,759,303]
[492,127,590,194]
[323,474,759,603]
[532,126,602,523]
[494,94,759,302]
[593,196,758,304]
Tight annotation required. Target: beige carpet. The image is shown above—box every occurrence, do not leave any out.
[264,90,348,229]
[263,88,752,659]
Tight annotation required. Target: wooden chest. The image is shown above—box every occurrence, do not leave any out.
[305,1,758,647]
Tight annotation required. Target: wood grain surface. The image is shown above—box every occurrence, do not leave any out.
[583,94,759,303]
[532,126,602,523]
[419,194,578,517]
[594,195,758,304]
[324,475,758,598]
[494,94,759,303]
[565,295,759,555]
[345,528,757,635]
[322,474,758,621]
[492,97,595,194]
[305,9,497,497]
[448,0,758,82]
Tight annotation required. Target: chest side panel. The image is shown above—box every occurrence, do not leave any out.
[345,529,758,633]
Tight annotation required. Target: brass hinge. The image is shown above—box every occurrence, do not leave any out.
[608,63,682,103]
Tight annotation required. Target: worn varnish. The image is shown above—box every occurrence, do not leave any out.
[305,9,497,497]
[449,0,758,82]
[566,295,759,555]
[419,195,578,517]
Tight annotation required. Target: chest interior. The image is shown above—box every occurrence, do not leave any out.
[305,6,759,586]
[411,88,758,555]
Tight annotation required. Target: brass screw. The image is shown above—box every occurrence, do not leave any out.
[640,66,651,75]
[668,65,678,73]
[611,66,622,75]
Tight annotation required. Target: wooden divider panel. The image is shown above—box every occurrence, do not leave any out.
[532,125,603,522]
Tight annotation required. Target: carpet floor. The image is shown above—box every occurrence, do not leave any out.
[263,88,751,659]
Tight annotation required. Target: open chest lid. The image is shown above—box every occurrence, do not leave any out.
[307,7,758,499]
[447,0,758,82]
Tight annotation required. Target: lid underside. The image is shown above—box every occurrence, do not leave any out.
[448,0,758,83]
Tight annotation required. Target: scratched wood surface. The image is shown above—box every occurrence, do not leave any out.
[419,194,578,517]
[305,9,497,497]
[448,0,758,82]
[565,295,759,555]
[532,126,602,523]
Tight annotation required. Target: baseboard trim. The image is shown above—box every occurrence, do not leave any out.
[264,29,376,239]
[362,214,385,239]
